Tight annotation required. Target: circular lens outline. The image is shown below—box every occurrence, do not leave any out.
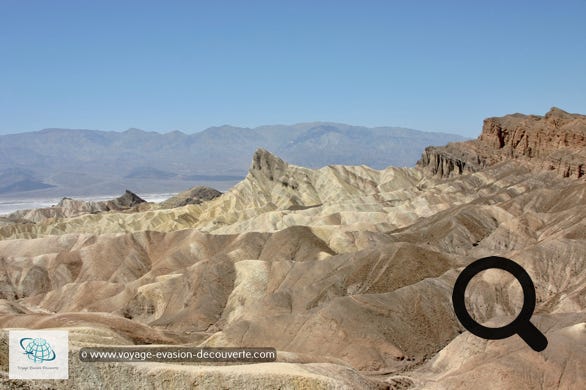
[452,256,548,351]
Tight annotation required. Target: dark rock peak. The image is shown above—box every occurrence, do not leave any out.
[159,186,222,209]
[187,186,222,199]
[115,190,146,207]
[251,149,288,180]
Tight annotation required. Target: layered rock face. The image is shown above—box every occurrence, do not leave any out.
[0,110,585,389]
[419,107,586,178]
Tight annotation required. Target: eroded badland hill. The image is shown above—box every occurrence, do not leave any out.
[1,108,584,389]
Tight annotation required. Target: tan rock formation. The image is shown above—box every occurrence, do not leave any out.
[4,190,147,224]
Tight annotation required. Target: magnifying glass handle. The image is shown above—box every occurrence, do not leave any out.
[517,321,548,352]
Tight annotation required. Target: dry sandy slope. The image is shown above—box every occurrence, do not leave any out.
[0,146,584,389]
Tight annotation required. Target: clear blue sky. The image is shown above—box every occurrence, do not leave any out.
[1,0,585,137]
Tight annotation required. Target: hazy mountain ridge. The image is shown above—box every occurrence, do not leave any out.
[0,167,56,194]
[0,123,466,197]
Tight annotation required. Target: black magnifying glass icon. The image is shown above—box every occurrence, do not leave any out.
[452,256,548,352]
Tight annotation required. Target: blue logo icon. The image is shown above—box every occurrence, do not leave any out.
[19,338,57,363]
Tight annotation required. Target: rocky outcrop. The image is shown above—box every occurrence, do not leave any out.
[4,190,146,223]
[106,189,147,209]
[159,186,222,208]
[418,108,586,178]
[418,141,487,178]
[251,148,289,182]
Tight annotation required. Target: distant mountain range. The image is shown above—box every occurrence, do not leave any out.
[0,123,466,197]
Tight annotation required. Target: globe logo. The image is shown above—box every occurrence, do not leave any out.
[19,338,57,363]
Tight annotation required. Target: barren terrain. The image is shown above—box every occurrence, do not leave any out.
[1,109,584,389]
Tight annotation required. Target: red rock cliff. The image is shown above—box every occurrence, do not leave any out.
[418,108,586,178]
